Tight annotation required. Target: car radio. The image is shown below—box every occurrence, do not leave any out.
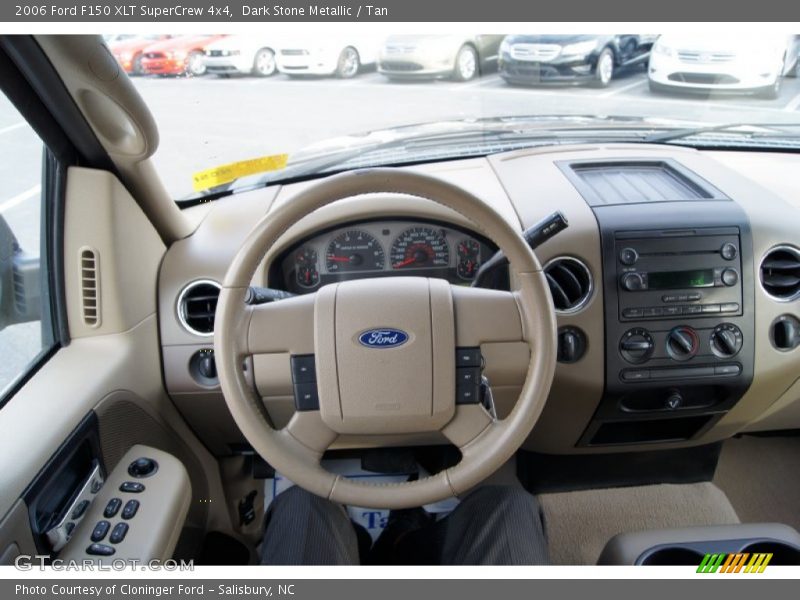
[615,229,743,322]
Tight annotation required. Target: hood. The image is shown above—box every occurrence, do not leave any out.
[656,33,790,53]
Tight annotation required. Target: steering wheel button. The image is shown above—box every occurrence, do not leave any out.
[456,347,481,367]
[456,381,481,405]
[290,355,317,384]
[456,367,480,386]
[293,383,320,411]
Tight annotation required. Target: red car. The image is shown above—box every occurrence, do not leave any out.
[108,35,172,75]
[140,35,227,76]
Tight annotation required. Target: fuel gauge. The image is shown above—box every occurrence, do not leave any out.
[295,247,320,289]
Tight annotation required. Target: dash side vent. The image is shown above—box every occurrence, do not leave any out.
[544,257,593,313]
[760,246,800,301]
[177,280,221,336]
[80,247,101,327]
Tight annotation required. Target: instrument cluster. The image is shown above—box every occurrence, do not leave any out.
[277,220,494,294]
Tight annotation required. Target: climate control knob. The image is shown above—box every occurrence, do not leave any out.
[620,328,655,364]
[710,323,743,358]
[666,326,699,361]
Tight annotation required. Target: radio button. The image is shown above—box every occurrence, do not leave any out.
[642,307,663,317]
[687,293,702,301]
[682,305,702,315]
[619,248,639,266]
[701,304,721,314]
[721,243,738,261]
[663,306,681,316]
[720,302,740,313]
[622,308,643,318]
[721,268,739,287]
[662,294,680,303]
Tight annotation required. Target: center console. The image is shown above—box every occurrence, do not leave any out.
[559,159,755,446]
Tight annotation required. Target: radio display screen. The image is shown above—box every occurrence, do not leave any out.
[648,269,715,289]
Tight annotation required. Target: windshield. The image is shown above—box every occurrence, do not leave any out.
[106,32,800,201]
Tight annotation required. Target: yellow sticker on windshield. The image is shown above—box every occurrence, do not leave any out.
[192,154,289,192]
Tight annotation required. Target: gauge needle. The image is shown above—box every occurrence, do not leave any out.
[327,256,352,262]
[394,257,418,268]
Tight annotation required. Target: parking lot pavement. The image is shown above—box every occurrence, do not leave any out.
[1,68,800,389]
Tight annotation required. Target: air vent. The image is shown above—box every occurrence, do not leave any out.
[80,248,101,327]
[544,257,593,312]
[177,280,221,336]
[760,246,800,301]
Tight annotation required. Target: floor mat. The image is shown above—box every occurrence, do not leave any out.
[714,434,800,532]
[538,482,740,565]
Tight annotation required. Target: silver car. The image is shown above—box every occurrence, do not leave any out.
[378,34,503,81]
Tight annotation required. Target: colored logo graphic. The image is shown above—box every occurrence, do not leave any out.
[358,328,409,349]
[697,553,773,573]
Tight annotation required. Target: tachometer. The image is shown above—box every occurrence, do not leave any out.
[325,230,385,273]
[391,227,450,270]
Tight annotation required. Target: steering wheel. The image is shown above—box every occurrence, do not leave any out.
[214,169,557,509]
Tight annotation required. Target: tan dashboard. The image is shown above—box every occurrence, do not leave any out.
[157,144,800,456]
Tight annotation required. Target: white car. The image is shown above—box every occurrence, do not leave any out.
[204,35,279,77]
[648,34,800,99]
[276,37,380,78]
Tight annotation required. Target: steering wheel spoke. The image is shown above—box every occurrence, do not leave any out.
[247,293,316,355]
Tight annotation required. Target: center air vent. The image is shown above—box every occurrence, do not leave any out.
[544,257,593,312]
[760,246,800,301]
[177,280,221,336]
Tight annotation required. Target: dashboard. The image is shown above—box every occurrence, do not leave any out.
[273,220,496,294]
[158,145,800,459]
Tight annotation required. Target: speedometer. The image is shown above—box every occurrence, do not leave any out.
[391,227,450,270]
[325,230,385,273]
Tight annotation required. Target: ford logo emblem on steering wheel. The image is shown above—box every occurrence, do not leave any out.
[358,328,409,349]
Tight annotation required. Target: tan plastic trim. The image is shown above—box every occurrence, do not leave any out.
[34,35,191,243]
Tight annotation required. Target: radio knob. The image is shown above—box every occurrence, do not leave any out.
[721,268,739,287]
[720,243,738,261]
[710,323,743,358]
[621,272,645,291]
[619,247,639,266]
[666,326,699,361]
[620,328,654,364]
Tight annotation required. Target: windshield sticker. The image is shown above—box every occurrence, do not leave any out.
[192,154,289,192]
